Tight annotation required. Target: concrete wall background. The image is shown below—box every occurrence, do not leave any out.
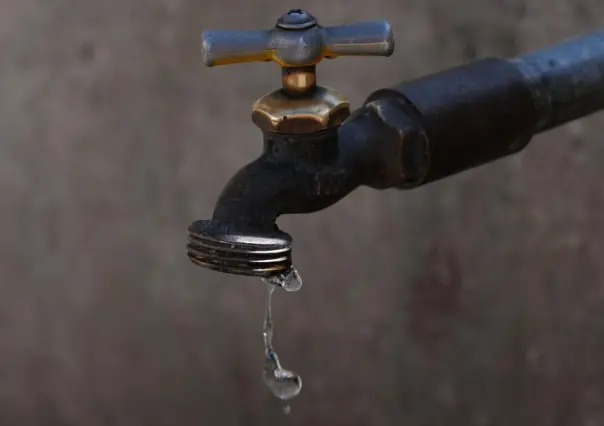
[2,0,604,425]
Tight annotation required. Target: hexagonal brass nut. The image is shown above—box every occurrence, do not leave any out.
[251,86,350,134]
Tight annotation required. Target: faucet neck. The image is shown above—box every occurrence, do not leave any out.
[262,128,339,165]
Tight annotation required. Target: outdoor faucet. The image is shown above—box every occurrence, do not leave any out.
[187,9,604,278]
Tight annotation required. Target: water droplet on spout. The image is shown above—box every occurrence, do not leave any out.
[266,266,303,292]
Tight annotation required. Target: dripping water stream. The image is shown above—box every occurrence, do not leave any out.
[261,266,303,414]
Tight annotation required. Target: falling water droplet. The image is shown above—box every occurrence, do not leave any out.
[262,350,302,400]
[261,267,303,413]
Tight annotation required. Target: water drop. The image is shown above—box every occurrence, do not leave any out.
[262,350,302,400]
[261,268,303,412]
[266,266,303,292]
[283,404,291,415]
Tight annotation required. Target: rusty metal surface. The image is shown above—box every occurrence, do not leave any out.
[2,0,604,425]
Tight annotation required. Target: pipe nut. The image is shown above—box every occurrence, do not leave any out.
[362,97,430,188]
[252,86,350,133]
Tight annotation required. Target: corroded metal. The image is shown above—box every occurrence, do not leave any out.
[190,17,604,277]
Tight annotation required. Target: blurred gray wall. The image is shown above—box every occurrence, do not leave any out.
[2,0,604,425]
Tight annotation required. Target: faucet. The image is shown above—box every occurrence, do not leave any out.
[187,9,604,278]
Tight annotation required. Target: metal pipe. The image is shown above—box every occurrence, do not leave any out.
[512,29,604,133]
[362,27,604,188]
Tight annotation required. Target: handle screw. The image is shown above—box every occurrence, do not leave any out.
[276,9,317,30]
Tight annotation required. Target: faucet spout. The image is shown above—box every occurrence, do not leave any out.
[186,105,432,278]
[187,128,360,277]
[213,129,359,231]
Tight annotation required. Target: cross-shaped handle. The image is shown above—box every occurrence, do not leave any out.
[201,10,395,68]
